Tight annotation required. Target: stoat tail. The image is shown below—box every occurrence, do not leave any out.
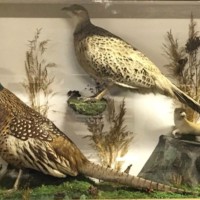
[172,84,200,113]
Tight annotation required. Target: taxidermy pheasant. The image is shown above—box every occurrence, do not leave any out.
[63,4,200,113]
[0,84,191,194]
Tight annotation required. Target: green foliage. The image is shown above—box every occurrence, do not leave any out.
[0,178,199,200]
[22,28,56,117]
[85,98,134,172]
[163,14,200,122]
[67,98,107,116]
[0,179,92,200]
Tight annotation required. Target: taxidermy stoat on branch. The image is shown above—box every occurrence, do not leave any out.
[173,108,200,137]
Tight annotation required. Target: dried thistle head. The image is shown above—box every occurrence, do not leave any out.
[185,36,200,53]
[175,57,188,76]
[163,30,187,78]
[186,13,200,53]
[163,14,200,122]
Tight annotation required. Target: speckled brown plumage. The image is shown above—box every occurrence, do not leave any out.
[64,4,200,113]
[0,85,86,177]
[0,84,193,194]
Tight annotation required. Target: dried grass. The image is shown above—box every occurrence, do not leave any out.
[163,14,200,122]
[22,29,56,116]
[85,98,134,171]
[170,173,183,187]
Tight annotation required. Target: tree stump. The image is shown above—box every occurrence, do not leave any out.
[138,135,200,187]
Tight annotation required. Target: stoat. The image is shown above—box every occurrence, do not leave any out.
[173,107,200,137]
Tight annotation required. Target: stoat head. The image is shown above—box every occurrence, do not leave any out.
[174,107,186,121]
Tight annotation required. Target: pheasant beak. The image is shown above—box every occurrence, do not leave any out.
[62,7,70,11]
[62,6,74,17]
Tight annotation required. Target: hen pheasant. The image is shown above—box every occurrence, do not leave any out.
[63,4,200,113]
[0,83,192,194]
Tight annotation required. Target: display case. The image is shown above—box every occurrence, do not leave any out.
[0,1,200,199]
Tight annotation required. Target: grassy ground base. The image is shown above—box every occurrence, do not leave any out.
[0,175,199,200]
[67,96,107,116]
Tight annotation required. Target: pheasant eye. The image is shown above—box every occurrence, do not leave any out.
[77,10,84,15]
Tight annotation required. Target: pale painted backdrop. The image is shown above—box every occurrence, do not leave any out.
[0,17,196,175]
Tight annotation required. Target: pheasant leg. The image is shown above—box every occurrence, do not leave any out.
[91,87,109,100]
[6,169,23,193]
[83,83,113,102]
[13,169,22,190]
[0,159,8,180]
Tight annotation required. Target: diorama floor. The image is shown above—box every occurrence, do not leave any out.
[0,174,199,200]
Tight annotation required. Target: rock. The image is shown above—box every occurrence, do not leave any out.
[138,135,200,187]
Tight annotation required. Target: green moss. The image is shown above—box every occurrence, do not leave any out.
[0,178,199,200]
[67,97,107,116]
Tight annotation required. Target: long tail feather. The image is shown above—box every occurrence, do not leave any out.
[172,84,200,113]
[79,161,195,194]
